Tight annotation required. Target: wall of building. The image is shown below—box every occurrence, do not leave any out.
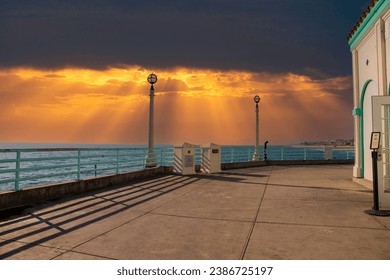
[353,27,379,180]
[351,3,390,180]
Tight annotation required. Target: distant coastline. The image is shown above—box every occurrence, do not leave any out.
[296,139,354,149]
[293,144,354,149]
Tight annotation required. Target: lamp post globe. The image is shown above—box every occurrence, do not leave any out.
[147,73,158,85]
[254,95,260,104]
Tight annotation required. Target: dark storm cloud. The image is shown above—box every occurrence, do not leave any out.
[0,0,371,76]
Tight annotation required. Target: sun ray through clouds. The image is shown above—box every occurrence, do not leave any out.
[0,66,353,145]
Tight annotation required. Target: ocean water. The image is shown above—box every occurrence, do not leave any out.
[0,143,170,191]
[0,143,354,192]
[0,142,148,149]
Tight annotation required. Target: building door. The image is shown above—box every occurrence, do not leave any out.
[372,96,390,210]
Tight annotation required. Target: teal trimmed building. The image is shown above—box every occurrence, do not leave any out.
[348,0,390,185]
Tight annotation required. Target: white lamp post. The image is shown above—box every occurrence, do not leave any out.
[145,73,158,168]
[253,95,261,161]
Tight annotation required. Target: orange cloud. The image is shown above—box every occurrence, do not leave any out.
[0,66,353,145]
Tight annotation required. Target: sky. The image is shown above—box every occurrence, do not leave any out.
[0,0,373,145]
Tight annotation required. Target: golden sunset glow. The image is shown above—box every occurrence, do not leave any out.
[0,66,353,145]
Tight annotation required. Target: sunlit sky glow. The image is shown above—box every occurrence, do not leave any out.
[0,66,353,145]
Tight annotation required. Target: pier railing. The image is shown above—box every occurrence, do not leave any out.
[0,146,354,192]
[0,147,174,192]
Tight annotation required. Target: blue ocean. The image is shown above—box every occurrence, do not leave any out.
[0,143,354,192]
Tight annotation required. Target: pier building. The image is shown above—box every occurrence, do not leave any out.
[348,0,390,209]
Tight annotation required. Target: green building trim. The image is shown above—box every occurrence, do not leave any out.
[348,0,390,50]
[358,79,374,177]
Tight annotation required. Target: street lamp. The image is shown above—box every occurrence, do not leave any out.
[145,73,158,168]
[253,95,261,161]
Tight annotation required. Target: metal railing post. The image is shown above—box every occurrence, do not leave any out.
[143,148,147,169]
[304,148,307,160]
[15,151,21,191]
[116,149,119,174]
[77,150,81,180]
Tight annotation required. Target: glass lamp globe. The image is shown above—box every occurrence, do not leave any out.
[147,73,158,85]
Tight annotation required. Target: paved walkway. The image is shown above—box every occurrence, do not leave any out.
[0,164,389,260]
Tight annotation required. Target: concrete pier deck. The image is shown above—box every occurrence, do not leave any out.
[0,164,389,260]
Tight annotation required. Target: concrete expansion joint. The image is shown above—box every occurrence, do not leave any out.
[92,195,129,207]
[149,212,253,224]
[53,249,116,260]
[254,220,389,231]
[30,213,66,233]
[372,217,390,230]
[239,166,274,260]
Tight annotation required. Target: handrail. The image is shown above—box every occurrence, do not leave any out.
[0,145,354,192]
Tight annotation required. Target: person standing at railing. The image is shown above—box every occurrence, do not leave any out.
[264,141,269,161]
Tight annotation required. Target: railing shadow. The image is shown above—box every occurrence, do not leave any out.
[188,173,246,183]
[220,171,269,178]
[0,174,200,259]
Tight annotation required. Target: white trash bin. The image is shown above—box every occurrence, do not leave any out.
[201,143,221,173]
[173,142,197,175]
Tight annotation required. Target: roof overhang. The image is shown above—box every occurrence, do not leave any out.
[348,0,390,50]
